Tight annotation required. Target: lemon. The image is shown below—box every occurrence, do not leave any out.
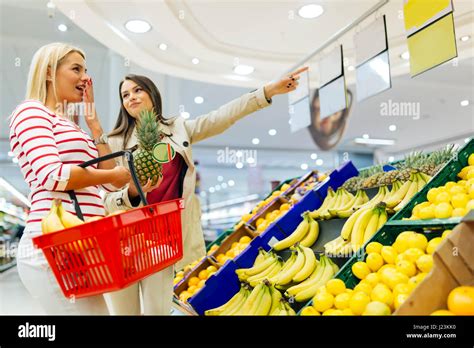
[419,205,436,219]
[354,281,373,295]
[393,282,414,297]
[173,277,183,285]
[281,183,290,191]
[371,283,394,307]
[349,291,371,315]
[241,213,253,222]
[256,218,265,227]
[435,191,451,204]
[431,309,455,316]
[239,236,252,244]
[312,292,334,313]
[383,271,409,290]
[381,246,398,264]
[197,279,206,288]
[416,254,433,273]
[365,273,381,287]
[326,279,346,296]
[426,188,440,203]
[452,207,467,217]
[426,237,442,254]
[179,291,192,302]
[408,233,428,251]
[434,202,453,219]
[409,272,428,287]
[396,259,417,277]
[377,264,396,277]
[323,309,343,316]
[467,168,474,180]
[365,242,383,254]
[352,261,371,280]
[403,248,425,263]
[363,301,391,315]
[300,306,321,316]
[334,292,352,309]
[413,202,431,217]
[441,230,452,239]
[279,203,290,211]
[394,293,410,310]
[188,276,200,287]
[315,285,328,295]
[451,193,469,209]
[341,308,354,315]
[366,252,384,272]
[392,240,409,254]
[187,285,198,294]
[444,181,457,190]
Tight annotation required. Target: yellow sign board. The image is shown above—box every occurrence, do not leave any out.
[404,0,453,36]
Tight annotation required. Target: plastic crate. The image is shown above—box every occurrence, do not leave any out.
[390,138,473,222]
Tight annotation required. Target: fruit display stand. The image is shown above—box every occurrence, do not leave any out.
[395,215,474,315]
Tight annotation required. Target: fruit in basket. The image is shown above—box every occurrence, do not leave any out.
[133,109,163,186]
[41,200,66,234]
[56,200,84,228]
[214,236,252,265]
[177,264,218,302]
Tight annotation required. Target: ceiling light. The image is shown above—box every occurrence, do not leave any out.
[247,157,255,164]
[252,138,260,145]
[125,19,151,33]
[354,138,395,146]
[221,183,228,189]
[217,176,223,182]
[180,111,190,119]
[460,35,470,42]
[192,57,200,64]
[268,129,277,136]
[301,163,309,170]
[298,4,324,19]
[57,24,68,32]
[233,64,254,75]
[159,43,168,51]
[228,180,235,187]
[348,65,355,71]
[215,185,221,191]
[310,153,318,160]
[194,96,204,104]
[362,134,369,139]
[209,187,215,193]
[8,151,14,157]
[236,162,244,169]
[388,156,395,162]
[389,125,397,132]
[460,100,469,106]
[400,51,410,60]
[316,159,324,166]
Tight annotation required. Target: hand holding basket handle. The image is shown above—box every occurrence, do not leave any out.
[69,150,148,220]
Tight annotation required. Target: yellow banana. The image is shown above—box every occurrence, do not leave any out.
[318,188,342,220]
[415,173,426,192]
[284,301,296,315]
[247,259,281,287]
[384,180,412,208]
[41,200,65,234]
[252,284,272,315]
[235,282,264,315]
[393,179,418,212]
[269,283,283,314]
[57,200,84,228]
[275,246,305,285]
[340,207,367,241]
[273,215,310,251]
[293,246,317,283]
[226,288,250,315]
[268,252,296,284]
[205,285,247,316]
[324,236,345,255]
[285,257,325,296]
[236,252,277,280]
[309,187,335,219]
[328,189,354,216]
[336,190,369,218]
[299,217,319,248]
[293,256,335,302]
[377,208,388,230]
[351,207,375,252]
[419,172,432,183]
[253,247,268,266]
[363,209,380,243]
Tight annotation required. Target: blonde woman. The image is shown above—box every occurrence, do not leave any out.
[9,43,130,314]
[103,68,307,315]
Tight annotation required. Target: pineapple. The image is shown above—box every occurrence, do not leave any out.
[133,109,163,186]
[378,169,400,186]
[417,145,455,176]
[362,165,384,188]
[396,151,424,182]
[342,168,370,192]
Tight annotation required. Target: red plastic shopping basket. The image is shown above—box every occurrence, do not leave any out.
[32,150,184,299]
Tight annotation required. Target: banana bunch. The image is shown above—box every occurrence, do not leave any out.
[309,188,370,220]
[235,249,283,287]
[272,213,319,251]
[270,298,297,316]
[284,255,338,302]
[384,172,431,211]
[268,244,318,287]
[204,284,251,316]
[41,199,84,234]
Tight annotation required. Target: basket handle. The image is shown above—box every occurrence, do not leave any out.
[68,150,148,221]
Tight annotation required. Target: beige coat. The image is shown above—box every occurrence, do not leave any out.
[104,87,271,269]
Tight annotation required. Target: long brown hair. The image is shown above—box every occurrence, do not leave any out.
[109,74,169,149]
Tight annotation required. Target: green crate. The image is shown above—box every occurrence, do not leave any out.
[297,221,458,315]
[390,138,473,222]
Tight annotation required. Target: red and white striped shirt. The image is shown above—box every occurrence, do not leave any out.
[9,100,116,237]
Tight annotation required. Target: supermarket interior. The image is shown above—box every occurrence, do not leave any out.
[0,0,474,324]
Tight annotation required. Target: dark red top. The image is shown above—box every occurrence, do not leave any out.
[147,153,185,203]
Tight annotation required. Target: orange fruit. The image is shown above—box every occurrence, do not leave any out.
[206,265,218,273]
[188,276,200,287]
[198,269,209,280]
[447,286,474,315]
[239,236,252,244]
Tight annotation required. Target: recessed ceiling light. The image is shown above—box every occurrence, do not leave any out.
[460,35,470,42]
[159,43,168,51]
[233,64,254,75]
[310,153,318,160]
[348,65,355,71]
[363,134,369,139]
[247,157,255,164]
[298,4,324,19]
[217,176,223,182]
[125,19,151,33]
[209,187,215,193]
[252,138,260,145]
[301,163,309,170]
[180,111,190,119]
[221,183,228,189]
[194,96,204,104]
[460,100,469,106]
[57,24,68,32]
[268,129,277,136]
[192,57,200,65]
[400,51,410,60]
[228,180,235,187]
[389,125,397,132]
[236,162,244,169]
[388,156,395,162]
[316,159,324,166]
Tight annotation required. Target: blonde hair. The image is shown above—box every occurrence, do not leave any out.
[25,42,85,104]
